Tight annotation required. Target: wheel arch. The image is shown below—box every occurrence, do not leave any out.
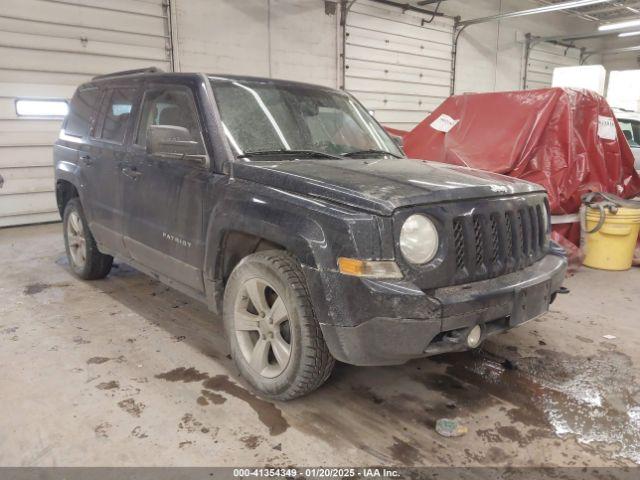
[203,182,384,314]
[56,179,80,218]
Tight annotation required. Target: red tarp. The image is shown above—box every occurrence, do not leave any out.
[399,88,640,246]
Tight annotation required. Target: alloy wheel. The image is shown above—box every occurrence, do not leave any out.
[233,278,293,378]
[67,211,87,269]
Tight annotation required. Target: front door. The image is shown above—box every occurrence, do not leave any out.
[82,86,138,253]
[123,84,210,293]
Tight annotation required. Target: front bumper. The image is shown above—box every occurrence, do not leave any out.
[307,254,567,366]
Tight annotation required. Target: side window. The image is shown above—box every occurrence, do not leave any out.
[97,88,137,144]
[64,87,101,138]
[135,86,205,155]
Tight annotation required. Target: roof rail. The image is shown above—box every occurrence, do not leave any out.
[92,67,163,81]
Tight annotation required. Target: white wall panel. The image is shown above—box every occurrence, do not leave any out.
[0,147,53,169]
[443,0,600,94]
[345,0,454,131]
[172,0,338,88]
[525,42,581,90]
[0,0,170,226]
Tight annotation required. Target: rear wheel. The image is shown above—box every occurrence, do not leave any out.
[223,250,335,400]
[63,198,113,280]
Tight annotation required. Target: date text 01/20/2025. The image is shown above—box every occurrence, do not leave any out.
[232,468,401,477]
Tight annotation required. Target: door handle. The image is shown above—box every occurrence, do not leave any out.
[80,154,93,166]
[121,166,142,180]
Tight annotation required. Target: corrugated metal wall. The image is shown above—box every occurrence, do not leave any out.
[525,42,581,90]
[344,0,454,132]
[0,0,170,227]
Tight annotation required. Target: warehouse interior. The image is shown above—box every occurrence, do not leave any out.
[1,0,640,473]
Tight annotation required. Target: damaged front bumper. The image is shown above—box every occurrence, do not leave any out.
[304,254,567,366]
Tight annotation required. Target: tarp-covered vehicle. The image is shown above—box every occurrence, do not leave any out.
[400,88,640,247]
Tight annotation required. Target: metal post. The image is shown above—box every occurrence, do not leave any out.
[450,18,464,96]
[163,0,179,72]
[522,33,532,90]
[340,0,357,90]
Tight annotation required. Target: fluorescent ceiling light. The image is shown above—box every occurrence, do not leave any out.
[599,19,640,31]
[15,99,68,117]
[619,30,640,37]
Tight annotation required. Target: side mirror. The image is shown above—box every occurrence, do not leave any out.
[146,125,206,163]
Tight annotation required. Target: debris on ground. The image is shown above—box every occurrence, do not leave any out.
[603,335,617,340]
[435,418,468,437]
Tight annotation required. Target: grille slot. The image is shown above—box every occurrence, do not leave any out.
[450,201,547,283]
[536,204,545,249]
[490,214,500,263]
[517,209,526,256]
[453,219,465,270]
[529,206,539,253]
[505,212,513,258]
[473,216,484,266]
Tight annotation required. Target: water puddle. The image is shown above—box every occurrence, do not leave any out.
[439,348,640,464]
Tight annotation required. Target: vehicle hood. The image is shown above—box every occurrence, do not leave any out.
[232,157,544,215]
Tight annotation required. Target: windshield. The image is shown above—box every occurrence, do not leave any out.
[618,118,640,148]
[209,78,403,159]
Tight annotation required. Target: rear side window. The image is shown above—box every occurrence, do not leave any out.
[97,88,137,144]
[64,87,101,138]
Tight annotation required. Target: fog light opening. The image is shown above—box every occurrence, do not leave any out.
[467,325,482,348]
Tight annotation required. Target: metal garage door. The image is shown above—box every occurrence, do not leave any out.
[525,42,581,90]
[0,0,171,227]
[344,0,454,132]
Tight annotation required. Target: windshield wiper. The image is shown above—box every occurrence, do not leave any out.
[341,149,402,159]
[237,149,342,160]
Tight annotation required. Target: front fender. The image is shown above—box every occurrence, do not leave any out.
[203,179,386,285]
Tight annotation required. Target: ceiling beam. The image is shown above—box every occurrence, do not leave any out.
[585,44,640,54]
[534,0,600,21]
[367,0,451,18]
[533,28,623,43]
[580,1,640,15]
[458,0,612,27]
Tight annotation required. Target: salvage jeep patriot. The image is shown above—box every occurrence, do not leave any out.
[54,69,567,400]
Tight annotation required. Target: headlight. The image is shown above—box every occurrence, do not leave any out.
[399,214,439,264]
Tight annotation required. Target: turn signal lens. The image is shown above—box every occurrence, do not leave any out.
[337,257,403,279]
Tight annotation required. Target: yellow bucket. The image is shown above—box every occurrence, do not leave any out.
[583,206,640,271]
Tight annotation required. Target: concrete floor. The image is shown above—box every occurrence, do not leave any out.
[1,222,639,467]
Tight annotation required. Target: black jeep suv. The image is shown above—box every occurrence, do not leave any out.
[54,68,567,400]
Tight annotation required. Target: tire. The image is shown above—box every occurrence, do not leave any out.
[63,198,113,280]
[223,250,335,400]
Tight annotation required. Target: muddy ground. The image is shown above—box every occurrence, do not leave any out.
[0,223,638,467]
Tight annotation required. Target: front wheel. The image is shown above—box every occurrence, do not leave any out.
[223,251,335,400]
[63,198,113,280]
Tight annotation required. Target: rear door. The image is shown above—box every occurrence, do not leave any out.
[123,82,210,292]
[61,85,102,221]
[83,85,139,253]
